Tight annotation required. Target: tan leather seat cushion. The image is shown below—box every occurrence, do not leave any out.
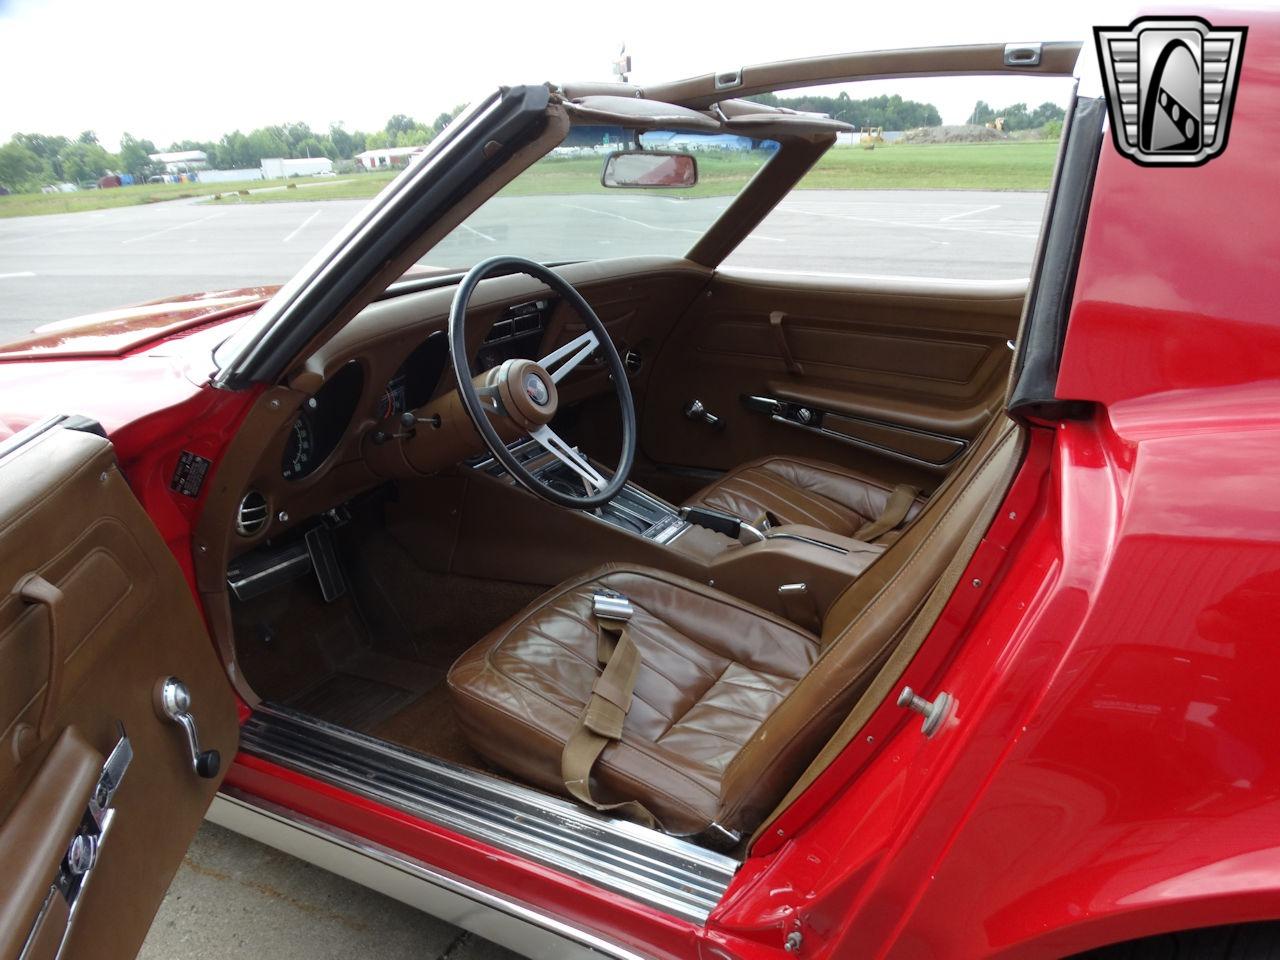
[447,563,819,836]
[684,455,924,538]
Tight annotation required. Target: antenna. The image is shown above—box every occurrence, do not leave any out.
[612,44,632,82]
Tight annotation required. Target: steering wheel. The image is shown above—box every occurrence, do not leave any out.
[448,256,636,509]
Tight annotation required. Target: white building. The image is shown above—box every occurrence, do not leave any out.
[261,157,334,179]
[354,146,425,170]
[148,150,209,173]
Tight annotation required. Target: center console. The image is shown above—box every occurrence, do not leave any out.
[472,438,689,544]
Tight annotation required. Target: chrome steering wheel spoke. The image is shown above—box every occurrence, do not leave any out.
[538,330,599,383]
[530,425,607,493]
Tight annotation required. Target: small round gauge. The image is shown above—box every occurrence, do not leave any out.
[375,373,407,420]
[281,414,315,481]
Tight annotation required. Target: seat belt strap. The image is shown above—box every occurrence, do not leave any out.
[561,593,659,829]
[855,484,919,541]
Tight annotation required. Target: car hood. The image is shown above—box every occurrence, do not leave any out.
[0,286,279,360]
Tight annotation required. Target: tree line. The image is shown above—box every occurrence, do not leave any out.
[748,92,943,130]
[0,108,466,194]
[966,100,1066,131]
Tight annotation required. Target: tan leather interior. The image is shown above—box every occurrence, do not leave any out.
[639,271,1023,493]
[201,63,1050,855]
[0,425,238,960]
[447,415,1020,837]
[683,454,925,540]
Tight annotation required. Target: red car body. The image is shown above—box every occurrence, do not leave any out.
[1,14,1278,959]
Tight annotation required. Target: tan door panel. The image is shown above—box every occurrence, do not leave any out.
[0,422,238,960]
[641,270,1024,490]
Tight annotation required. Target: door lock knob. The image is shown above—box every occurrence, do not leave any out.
[683,399,723,429]
[156,677,221,779]
[897,685,953,737]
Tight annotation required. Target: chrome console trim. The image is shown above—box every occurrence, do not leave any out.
[473,436,692,544]
[239,707,737,924]
[208,790,653,960]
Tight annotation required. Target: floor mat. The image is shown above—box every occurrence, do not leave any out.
[288,674,420,732]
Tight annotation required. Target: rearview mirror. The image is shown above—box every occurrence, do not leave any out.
[601,151,698,189]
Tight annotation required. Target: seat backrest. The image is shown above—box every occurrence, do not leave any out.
[715,414,1023,830]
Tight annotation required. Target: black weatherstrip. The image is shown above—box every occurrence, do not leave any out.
[1008,95,1106,418]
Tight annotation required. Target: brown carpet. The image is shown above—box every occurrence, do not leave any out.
[238,517,545,770]
[289,674,419,731]
[372,681,486,769]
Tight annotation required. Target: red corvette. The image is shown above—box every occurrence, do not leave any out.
[2,16,1279,960]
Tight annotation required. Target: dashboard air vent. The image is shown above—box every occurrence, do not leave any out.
[236,490,269,537]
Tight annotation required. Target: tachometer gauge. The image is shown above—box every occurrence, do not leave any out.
[281,414,315,480]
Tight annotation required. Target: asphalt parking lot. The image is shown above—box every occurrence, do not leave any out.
[0,189,1044,343]
[0,189,1043,958]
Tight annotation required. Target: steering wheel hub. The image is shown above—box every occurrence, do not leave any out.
[494,358,559,431]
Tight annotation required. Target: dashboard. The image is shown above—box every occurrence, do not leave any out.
[218,259,700,560]
[273,298,555,487]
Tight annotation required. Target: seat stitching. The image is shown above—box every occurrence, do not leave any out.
[449,680,717,822]
[540,604,693,703]
[655,661,731,739]
[519,622,669,719]
[625,618,724,686]
[728,473,836,529]
[462,655,726,808]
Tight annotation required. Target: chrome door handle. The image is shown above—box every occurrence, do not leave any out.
[156,678,221,779]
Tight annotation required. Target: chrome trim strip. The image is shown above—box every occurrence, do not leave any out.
[771,413,967,470]
[208,790,654,960]
[240,707,737,923]
[764,532,850,554]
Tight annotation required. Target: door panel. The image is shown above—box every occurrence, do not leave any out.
[0,420,238,960]
[641,270,1024,492]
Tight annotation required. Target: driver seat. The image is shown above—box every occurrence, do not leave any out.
[448,417,1019,837]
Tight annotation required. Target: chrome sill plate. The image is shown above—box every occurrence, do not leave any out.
[240,706,737,923]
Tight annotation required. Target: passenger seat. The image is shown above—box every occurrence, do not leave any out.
[683,455,926,542]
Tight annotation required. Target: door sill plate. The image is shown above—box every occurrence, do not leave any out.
[239,705,737,923]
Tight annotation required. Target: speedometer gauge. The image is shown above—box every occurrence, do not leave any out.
[281,414,315,480]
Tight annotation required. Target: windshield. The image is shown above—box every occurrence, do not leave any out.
[413,126,778,271]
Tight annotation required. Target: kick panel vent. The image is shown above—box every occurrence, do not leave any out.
[235,490,269,536]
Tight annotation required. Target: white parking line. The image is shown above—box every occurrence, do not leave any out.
[0,271,36,279]
[940,203,1001,222]
[122,212,225,245]
[461,223,497,243]
[780,204,1036,241]
[563,202,703,235]
[283,210,322,243]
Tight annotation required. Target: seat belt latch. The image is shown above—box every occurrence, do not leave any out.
[592,591,634,622]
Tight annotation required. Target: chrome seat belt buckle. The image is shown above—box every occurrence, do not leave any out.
[592,591,634,621]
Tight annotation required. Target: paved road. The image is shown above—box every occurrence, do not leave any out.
[139,822,519,960]
[0,189,1043,345]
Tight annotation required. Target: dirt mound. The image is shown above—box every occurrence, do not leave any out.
[901,125,1008,144]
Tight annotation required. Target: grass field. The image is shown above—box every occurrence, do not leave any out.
[0,174,387,218]
[219,142,1060,204]
[0,141,1059,218]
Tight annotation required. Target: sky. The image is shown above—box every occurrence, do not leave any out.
[0,0,1221,151]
